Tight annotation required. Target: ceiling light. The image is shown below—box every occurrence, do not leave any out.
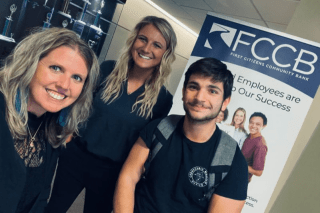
[145,0,198,37]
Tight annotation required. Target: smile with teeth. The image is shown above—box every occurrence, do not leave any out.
[46,89,66,100]
[250,128,258,132]
[139,53,151,60]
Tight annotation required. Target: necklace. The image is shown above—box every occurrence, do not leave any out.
[27,121,43,150]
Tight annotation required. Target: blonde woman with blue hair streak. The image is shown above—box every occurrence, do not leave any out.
[47,16,177,213]
[0,27,100,213]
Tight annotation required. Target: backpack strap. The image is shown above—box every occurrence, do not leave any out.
[145,116,237,202]
[204,131,238,200]
[143,115,183,177]
[150,115,183,161]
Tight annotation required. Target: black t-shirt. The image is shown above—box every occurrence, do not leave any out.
[77,61,173,163]
[135,117,248,213]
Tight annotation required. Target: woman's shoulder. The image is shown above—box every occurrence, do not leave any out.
[239,128,248,135]
[100,60,116,68]
[95,60,117,93]
[100,60,116,79]
[0,92,6,114]
[158,86,173,103]
[224,123,233,127]
[0,92,9,134]
[0,91,5,102]
[151,87,173,119]
[234,126,247,134]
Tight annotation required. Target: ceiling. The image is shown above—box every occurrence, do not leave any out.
[149,0,301,34]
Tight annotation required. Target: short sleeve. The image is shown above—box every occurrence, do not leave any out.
[238,133,247,150]
[252,145,267,171]
[0,92,6,117]
[214,146,248,200]
[93,60,116,96]
[99,60,116,82]
[139,118,163,149]
[152,87,173,120]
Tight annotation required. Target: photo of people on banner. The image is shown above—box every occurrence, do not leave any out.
[169,12,320,213]
[218,109,268,183]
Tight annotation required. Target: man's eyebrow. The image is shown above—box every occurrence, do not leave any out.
[187,81,199,86]
[208,84,222,92]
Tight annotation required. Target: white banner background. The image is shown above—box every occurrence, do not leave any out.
[169,13,320,212]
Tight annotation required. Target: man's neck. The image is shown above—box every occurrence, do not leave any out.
[250,133,262,139]
[182,116,216,143]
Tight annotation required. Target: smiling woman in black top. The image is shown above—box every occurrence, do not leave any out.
[47,16,177,213]
[0,28,99,213]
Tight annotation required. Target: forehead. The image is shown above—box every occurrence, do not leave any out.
[250,116,264,124]
[45,46,83,62]
[188,73,223,88]
[236,110,244,115]
[41,46,88,75]
[139,24,159,34]
[138,24,166,42]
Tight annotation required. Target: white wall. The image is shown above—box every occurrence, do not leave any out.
[266,0,320,212]
[104,0,197,96]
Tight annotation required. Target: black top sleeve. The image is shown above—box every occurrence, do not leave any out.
[100,60,116,81]
[94,60,116,94]
[151,89,173,120]
[139,118,162,148]
[0,93,6,124]
[214,146,248,200]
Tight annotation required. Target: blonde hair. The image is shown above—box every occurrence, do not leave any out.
[0,27,100,148]
[101,16,177,118]
[231,107,247,134]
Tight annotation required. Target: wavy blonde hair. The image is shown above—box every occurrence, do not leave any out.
[231,107,247,134]
[101,16,177,118]
[0,27,100,148]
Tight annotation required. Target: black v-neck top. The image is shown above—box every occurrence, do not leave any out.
[76,61,173,163]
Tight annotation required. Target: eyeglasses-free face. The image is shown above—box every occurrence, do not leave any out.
[131,24,167,73]
[183,74,230,123]
[248,116,265,137]
[28,46,88,116]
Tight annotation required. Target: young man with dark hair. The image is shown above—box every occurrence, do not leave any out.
[114,58,248,213]
[241,112,268,182]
